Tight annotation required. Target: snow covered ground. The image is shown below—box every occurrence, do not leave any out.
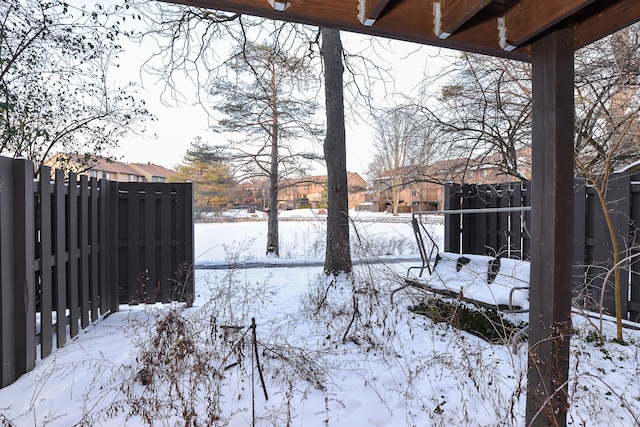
[1,209,639,426]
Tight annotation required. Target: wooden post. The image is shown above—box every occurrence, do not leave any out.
[0,157,16,386]
[12,159,36,380]
[54,169,67,348]
[39,166,53,358]
[526,27,575,427]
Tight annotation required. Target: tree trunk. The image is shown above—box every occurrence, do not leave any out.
[321,28,352,275]
[392,176,401,216]
[267,67,280,256]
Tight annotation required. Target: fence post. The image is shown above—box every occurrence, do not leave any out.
[12,158,36,380]
[0,157,16,386]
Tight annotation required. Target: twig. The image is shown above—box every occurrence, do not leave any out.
[252,318,269,401]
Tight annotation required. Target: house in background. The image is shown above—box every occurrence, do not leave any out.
[278,172,367,210]
[129,163,176,183]
[46,154,176,183]
[367,149,531,213]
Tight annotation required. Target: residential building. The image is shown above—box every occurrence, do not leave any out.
[367,149,531,213]
[46,154,176,183]
[278,172,367,210]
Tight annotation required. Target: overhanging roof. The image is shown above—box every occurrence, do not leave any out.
[164,0,640,61]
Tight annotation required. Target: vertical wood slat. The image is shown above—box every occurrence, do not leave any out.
[461,184,474,254]
[630,180,640,322]
[0,157,16,387]
[90,178,99,322]
[486,186,499,255]
[498,183,510,256]
[79,176,90,329]
[54,169,67,348]
[509,183,523,259]
[573,179,587,303]
[184,182,195,304]
[67,173,79,338]
[160,185,172,302]
[107,180,119,313]
[12,159,36,380]
[175,184,187,299]
[520,181,531,259]
[127,183,140,304]
[590,181,617,314]
[443,183,460,253]
[144,183,156,303]
[98,179,108,314]
[38,166,53,358]
[609,172,631,319]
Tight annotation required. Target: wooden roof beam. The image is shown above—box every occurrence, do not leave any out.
[165,0,531,60]
[433,0,491,39]
[357,0,391,27]
[498,0,596,51]
[574,0,640,50]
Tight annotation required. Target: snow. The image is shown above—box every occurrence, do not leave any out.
[1,209,640,427]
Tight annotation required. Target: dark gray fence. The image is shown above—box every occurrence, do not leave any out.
[444,171,640,322]
[0,156,193,387]
[444,181,532,259]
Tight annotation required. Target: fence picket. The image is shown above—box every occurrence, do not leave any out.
[79,175,90,328]
[54,169,67,348]
[67,173,80,338]
[90,178,99,322]
[38,165,54,358]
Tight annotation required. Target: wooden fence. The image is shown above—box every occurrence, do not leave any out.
[444,170,640,322]
[0,157,193,387]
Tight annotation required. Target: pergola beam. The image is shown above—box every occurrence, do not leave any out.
[574,0,640,50]
[166,0,531,61]
[499,0,595,50]
[433,0,491,39]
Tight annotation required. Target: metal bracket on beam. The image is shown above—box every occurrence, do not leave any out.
[267,0,289,12]
[357,0,376,26]
[497,17,516,51]
[433,2,451,39]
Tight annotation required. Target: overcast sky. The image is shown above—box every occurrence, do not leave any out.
[109,12,447,175]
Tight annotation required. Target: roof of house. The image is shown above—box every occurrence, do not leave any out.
[129,162,177,178]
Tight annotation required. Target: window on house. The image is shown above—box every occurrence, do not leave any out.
[89,170,98,178]
[152,176,165,183]
[102,172,110,180]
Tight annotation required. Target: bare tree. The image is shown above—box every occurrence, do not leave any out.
[0,0,151,171]
[416,53,533,181]
[368,105,436,215]
[210,38,323,256]
[574,26,640,341]
[130,1,395,272]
